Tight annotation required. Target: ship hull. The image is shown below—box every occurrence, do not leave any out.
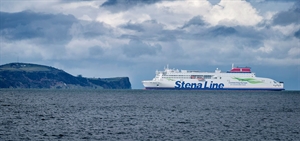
[144,87,284,91]
[142,78,284,91]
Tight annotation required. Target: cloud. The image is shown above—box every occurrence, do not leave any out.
[207,0,221,5]
[272,2,300,26]
[96,0,264,30]
[295,29,300,39]
[247,0,299,2]
[100,0,161,12]
[69,21,113,38]
[0,10,117,61]
[208,26,237,36]
[89,46,104,56]
[206,0,263,26]
[121,20,164,33]
[0,11,76,43]
[0,0,60,13]
[182,16,207,28]
[152,0,263,28]
[120,20,182,42]
[122,39,162,57]
[96,10,151,27]
[121,21,145,32]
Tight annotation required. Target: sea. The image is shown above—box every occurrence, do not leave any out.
[0,89,299,141]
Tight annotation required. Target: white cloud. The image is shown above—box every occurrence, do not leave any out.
[153,0,211,29]
[206,0,263,26]
[257,45,273,53]
[53,1,106,21]
[96,11,127,27]
[131,0,263,28]
[1,38,56,60]
[254,38,300,65]
[78,15,93,21]
[272,24,300,36]
[64,39,95,59]
[256,57,300,66]
[96,10,152,27]
[64,37,128,60]
[0,0,60,13]
[288,47,300,57]
[59,1,101,10]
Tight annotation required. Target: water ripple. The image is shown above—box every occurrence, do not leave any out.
[0,89,299,140]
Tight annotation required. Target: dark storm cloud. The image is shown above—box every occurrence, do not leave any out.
[122,39,161,57]
[101,0,161,6]
[73,21,113,38]
[231,26,264,39]
[180,26,238,40]
[294,29,300,39]
[181,16,207,29]
[0,11,77,43]
[272,1,300,25]
[121,21,145,32]
[178,24,267,51]
[120,20,182,41]
[210,26,266,41]
[209,26,237,36]
[100,0,162,12]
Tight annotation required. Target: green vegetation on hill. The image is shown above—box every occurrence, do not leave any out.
[0,62,131,89]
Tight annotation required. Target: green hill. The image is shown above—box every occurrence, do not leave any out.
[0,63,131,89]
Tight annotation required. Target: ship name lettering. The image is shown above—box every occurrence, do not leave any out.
[175,81,224,89]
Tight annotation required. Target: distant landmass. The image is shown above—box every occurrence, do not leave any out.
[0,63,131,89]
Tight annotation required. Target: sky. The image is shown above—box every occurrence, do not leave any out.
[0,0,299,90]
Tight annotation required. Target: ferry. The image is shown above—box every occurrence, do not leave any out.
[142,64,284,91]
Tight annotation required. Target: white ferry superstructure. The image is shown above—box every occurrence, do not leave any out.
[142,64,284,91]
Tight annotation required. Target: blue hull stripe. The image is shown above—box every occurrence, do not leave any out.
[145,87,284,91]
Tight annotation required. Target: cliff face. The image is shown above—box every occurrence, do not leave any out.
[0,63,131,89]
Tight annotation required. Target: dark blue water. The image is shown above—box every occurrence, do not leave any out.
[0,89,299,140]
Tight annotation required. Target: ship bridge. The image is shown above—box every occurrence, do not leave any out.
[227,64,251,73]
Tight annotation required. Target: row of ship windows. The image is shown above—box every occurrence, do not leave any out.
[156,75,227,79]
[156,76,212,79]
[162,75,212,77]
[164,77,191,79]
[157,77,213,79]
[157,75,213,77]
